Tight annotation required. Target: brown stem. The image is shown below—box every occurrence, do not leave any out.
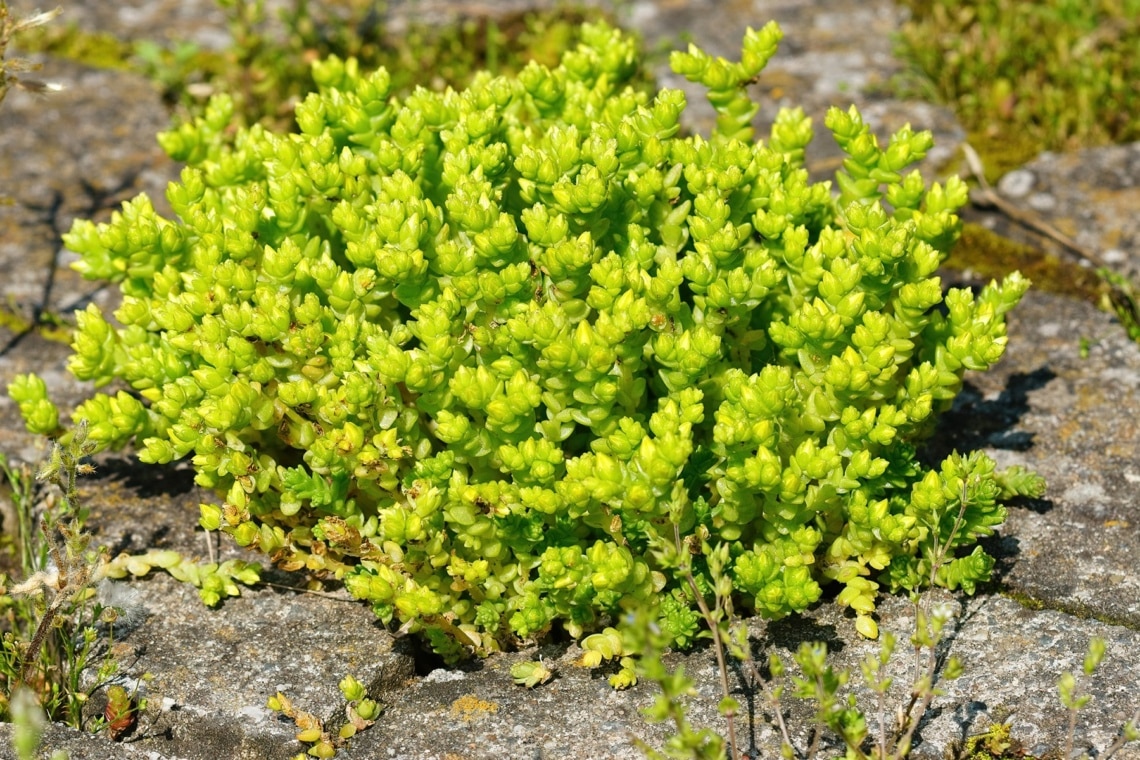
[738,645,796,752]
[19,587,63,687]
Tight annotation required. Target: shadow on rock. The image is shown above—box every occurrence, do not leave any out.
[760,616,842,656]
[92,453,199,498]
[922,365,1056,463]
[981,534,1026,587]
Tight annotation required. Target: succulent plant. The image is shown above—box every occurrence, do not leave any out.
[9,20,1043,665]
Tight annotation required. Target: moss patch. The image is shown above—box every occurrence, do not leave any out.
[893,0,1140,173]
[1000,589,1046,612]
[948,223,1107,303]
[0,304,72,345]
[1001,590,1138,631]
[12,22,135,71]
[958,721,1034,760]
[959,129,1045,187]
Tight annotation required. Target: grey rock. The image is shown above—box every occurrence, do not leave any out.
[972,141,1140,282]
[618,0,964,182]
[945,291,1140,628]
[997,168,1035,199]
[90,573,414,760]
[7,0,229,49]
[1027,191,1058,212]
[0,58,174,333]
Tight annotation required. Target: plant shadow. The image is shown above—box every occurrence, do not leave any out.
[90,453,199,499]
[921,365,1056,465]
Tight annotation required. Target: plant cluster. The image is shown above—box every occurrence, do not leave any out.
[632,462,1133,760]
[10,20,1043,671]
[268,674,381,759]
[0,426,145,742]
[894,0,1140,176]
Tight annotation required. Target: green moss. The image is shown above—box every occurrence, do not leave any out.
[1001,590,1138,631]
[1001,589,1046,612]
[959,130,1044,187]
[957,721,1034,760]
[892,0,1140,170]
[950,225,1140,345]
[949,223,1107,303]
[13,22,134,71]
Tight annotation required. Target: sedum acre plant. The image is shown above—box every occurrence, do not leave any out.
[9,21,1042,665]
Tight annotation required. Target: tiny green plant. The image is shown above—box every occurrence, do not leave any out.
[960,720,1022,760]
[510,658,553,688]
[636,463,989,758]
[100,682,140,741]
[268,673,382,759]
[99,546,261,608]
[7,685,52,760]
[0,424,132,732]
[1057,637,1140,760]
[635,569,1139,759]
[637,599,1140,759]
[2,389,263,606]
[1098,269,1140,343]
[630,464,1132,758]
[10,19,1040,676]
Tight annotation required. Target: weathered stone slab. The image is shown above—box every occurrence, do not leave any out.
[93,573,413,760]
[240,587,1140,760]
[929,290,1140,629]
[0,59,175,328]
[986,142,1140,281]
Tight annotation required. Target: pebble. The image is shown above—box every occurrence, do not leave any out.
[997,168,1035,198]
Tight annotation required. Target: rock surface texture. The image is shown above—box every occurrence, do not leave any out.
[1,0,1138,758]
